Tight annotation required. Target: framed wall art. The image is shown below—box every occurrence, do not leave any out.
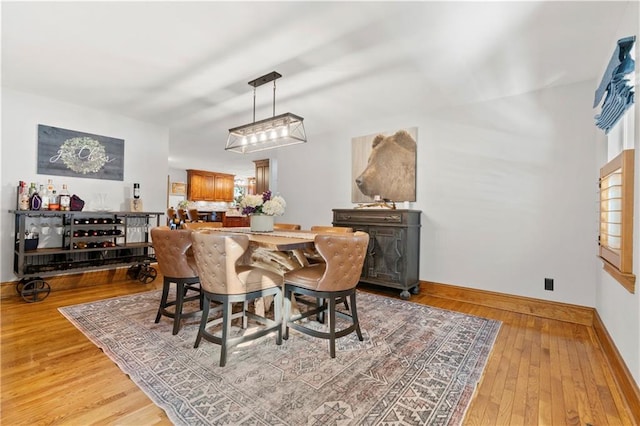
[351,127,417,203]
[170,182,187,195]
[37,124,124,181]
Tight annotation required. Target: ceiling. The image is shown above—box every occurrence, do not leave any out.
[1,1,633,178]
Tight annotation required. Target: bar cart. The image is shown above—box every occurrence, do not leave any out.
[11,210,162,302]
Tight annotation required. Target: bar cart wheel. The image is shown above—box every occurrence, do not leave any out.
[138,265,157,283]
[15,279,25,296]
[18,278,51,303]
[127,264,141,280]
[127,263,157,284]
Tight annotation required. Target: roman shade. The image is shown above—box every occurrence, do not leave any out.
[593,36,636,134]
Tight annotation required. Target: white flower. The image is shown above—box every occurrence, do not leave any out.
[240,194,264,209]
[262,196,286,216]
[239,191,286,216]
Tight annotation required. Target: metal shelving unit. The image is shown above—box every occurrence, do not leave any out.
[11,210,163,302]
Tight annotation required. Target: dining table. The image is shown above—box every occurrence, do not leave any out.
[197,227,317,267]
[193,227,318,318]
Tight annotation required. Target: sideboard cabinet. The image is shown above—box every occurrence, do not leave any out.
[333,209,421,299]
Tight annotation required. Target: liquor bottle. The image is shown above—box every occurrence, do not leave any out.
[48,190,60,211]
[18,181,30,210]
[29,186,42,210]
[46,179,55,194]
[59,184,71,211]
[133,183,140,199]
[46,178,55,209]
[38,184,49,210]
[28,182,37,199]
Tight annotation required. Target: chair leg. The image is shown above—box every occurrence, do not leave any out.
[194,295,211,348]
[283,287,292,340]
[274,290,283,345]
[328,296,337,358]
[317,297,325,323]
[220,300,233,367]
[350,292,363,341]
[155,279,170,323]
[172,283,186,335]
[242,300,248,329]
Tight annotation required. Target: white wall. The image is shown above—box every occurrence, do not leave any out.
[1,88,169,282]
[278,81,598,307]
[594,1,640,385]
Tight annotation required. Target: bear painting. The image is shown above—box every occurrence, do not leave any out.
[352,128,417,203]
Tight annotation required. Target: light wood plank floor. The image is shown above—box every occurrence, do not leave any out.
[1,279,634,425]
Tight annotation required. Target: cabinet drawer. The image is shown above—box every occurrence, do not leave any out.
[334,210,403,224]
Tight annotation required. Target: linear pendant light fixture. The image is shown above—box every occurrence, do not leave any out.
[226,71,307,154]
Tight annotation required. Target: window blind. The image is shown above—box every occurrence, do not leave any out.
[593,36,636,134]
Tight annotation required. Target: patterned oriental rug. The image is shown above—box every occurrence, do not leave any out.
[59,290,501,426]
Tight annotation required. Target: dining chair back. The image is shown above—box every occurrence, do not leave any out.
[190,231,283,366]
[177,208,189,223]
[150,226,203,335]
[187,208,202,222]
[310,225,353,233]
[283,231,369,357]
[182,221,223,230]
[166,207,177,226]
[304,226,354,263]
[274,223,301,230]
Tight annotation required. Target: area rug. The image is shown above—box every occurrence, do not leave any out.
[59,290,501,425]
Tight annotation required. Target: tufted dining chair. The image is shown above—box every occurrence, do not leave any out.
[304,226,354,263]
[177,208,190,224]
[283,231,369,358]
[190,231,283,367]
[150,226,203,335]
[187,208,203,222]
[166,207,177,226]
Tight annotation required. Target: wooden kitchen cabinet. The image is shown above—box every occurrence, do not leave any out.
[333,209,421,299]
[214,174,235,201]
[187,169,234,201]
[188,172,214,201]
[253,159,269,194]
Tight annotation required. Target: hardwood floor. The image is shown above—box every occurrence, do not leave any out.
[1,279,634,425]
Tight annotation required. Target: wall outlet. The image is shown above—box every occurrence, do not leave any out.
[544,278,554,291]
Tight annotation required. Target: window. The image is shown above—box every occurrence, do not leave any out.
[599,149,635,292]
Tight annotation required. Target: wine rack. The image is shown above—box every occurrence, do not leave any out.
[10,210,163,302]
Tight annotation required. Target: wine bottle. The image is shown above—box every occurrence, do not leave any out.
[59,184,71,211]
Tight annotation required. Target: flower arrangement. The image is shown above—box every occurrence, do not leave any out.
[239,190,286,216]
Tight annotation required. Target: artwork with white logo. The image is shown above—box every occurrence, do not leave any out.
[37,124,124,181]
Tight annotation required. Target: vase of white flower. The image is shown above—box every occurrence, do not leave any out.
[239,190,286,233]
[250,214,274,232]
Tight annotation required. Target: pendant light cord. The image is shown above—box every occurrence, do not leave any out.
[252,86,256,123]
